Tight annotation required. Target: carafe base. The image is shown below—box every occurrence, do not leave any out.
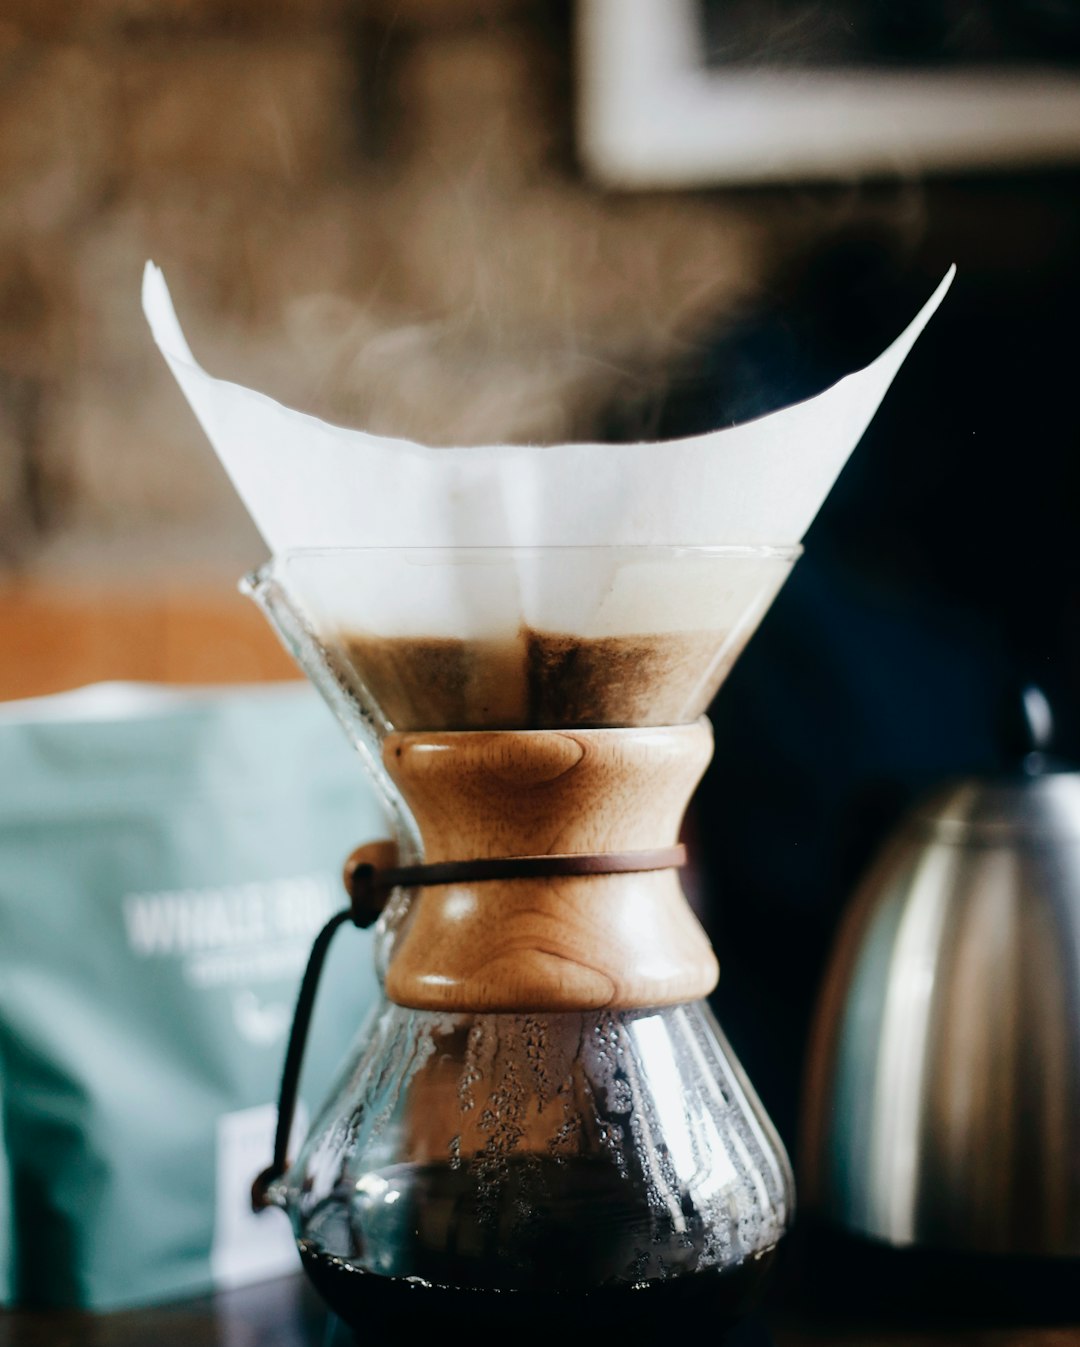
[300,1242,776,1345]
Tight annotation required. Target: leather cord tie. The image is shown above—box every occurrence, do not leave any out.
[251,840,686,1212]
[344,843,688,928]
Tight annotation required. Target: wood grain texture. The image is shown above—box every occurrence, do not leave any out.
[382,721,719,1012]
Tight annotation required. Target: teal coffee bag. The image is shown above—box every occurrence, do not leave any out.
[0,683,386,1309]
[0,1073,10,1306]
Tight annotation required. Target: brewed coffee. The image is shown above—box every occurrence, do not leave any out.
[297,1155,775,1343]
[301,1246,773,1345]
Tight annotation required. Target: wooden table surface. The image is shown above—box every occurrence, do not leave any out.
[0,582,299,703]
[3,1274,1078,1347]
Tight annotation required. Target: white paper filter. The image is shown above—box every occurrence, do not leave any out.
[143,263,953,640]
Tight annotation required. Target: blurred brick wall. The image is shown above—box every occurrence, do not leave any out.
[0,0,790,582]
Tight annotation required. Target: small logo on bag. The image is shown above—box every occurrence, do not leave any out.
[230,990,293,1045]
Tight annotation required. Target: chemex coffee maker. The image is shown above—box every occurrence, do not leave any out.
[245,545,797,1340]
[142,261,954,1341]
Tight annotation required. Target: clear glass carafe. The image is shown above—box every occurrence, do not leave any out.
[293,1003,788,1339]
[246,546,797,1343]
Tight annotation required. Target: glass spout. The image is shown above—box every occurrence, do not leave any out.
[241,561,421,864]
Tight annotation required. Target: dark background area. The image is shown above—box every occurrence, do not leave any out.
[702,0,1080,68]
[647,177,1080,1146]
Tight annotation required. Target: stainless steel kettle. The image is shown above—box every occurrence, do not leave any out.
[801,698,1080,1256]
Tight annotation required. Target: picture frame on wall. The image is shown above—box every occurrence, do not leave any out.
[577,0,1080,187]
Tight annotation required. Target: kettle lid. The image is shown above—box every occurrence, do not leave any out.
[914,773,1080,844]
[914,683,1080,842]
